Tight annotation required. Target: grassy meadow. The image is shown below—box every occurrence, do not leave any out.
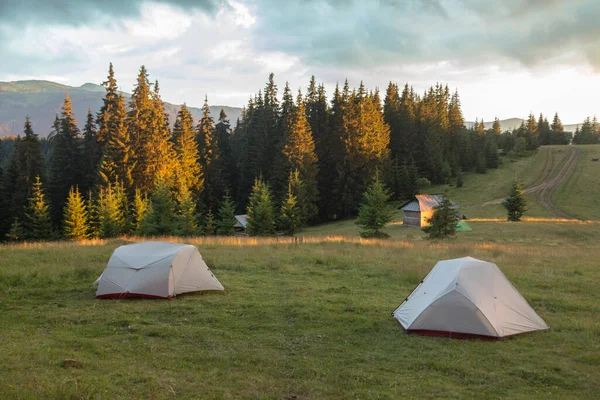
[1,222,600,399]
[427,144,600,220]
[553,144,600,220]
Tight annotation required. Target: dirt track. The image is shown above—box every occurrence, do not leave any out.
[476,147,582,218]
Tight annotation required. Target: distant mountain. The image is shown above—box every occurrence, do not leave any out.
[465,118,580,133]
[0,80,242,138]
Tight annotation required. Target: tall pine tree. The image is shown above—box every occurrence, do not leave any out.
[173,104,203,203]
[281,91,319,223]
[97,93,135,191]
[48,93,83,223]
[82,109,100,192]
[10,119,45,224]
[197,96,224,211]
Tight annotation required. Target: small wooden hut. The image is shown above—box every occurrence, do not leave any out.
[401,194,459,227]
[233,214,248,234]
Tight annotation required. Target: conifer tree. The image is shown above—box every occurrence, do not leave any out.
[216,194,236,236]
[197,96,224,211]
[86,190,100,239]
[97,182,126,238]
[423,194,457,239]
[384,82,401,158]
[235,95,264,204]
[502,180,527,222]
[492,118,502,135]
[145,80,175,189]
[395,84,418,164]
[132,189,149,234]
[177,187,200,237]
[573,117,599,144]
[270,82,296,198]
[538,113,551,145]
[338,89,390,216]
[319,82,344,220]
[485,140,499,168]
[63,186,89,240]
[215,109,236,193]
[128,68,174,192]
[173,104,203,202]
[355,174,394,238]
[138,179,177,236]
[306,78,330,179]
[18,117,45,187]
[82,109,100,192]
[262,73,282,182]
[96,63,120,148]
[551,113,567,145]
[48,93,83,223]
[573,126,581,144]
[413,87,446,184]
[9,119,45,223]
[201,209,215,236]
[278,180,300,236]
[246,178,276,236]
[447,90,465,156]
[98,93,135,191]
[281,91,319,222]
[23,176,53,241]
[525,113,539,150]
[6,217,24,242]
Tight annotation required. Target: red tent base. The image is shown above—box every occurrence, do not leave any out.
[96,292,172,300]
[407,329,501,341]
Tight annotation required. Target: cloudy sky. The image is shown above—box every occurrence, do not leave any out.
[1,0,600,122]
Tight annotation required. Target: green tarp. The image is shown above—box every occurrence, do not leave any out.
[456,221,472,232]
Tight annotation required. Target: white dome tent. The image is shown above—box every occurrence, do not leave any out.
[95,242,225,299]
[392,257,549,340]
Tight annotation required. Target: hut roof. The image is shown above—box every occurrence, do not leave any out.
[233,214,248,228]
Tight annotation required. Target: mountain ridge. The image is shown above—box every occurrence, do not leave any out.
[0,80,242,137]
[465,118,580,133]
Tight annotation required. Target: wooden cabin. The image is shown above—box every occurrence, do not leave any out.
[401,194,459,227]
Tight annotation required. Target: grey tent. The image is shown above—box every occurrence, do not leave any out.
[392,257,549,339]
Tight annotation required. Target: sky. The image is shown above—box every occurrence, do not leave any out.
[1,0,600,123]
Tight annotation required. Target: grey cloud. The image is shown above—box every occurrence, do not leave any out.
[0,0,219,26]
[249,0,600,69]
[0,0,220,77]
[2,0,600,83]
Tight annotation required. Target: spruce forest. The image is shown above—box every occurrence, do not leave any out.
[0,64,588,241]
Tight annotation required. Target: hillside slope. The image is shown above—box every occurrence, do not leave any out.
[0,80,242,137]
[303,144,600,237]
[430,145,600,221]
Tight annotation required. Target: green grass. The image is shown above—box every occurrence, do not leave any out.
[424,145,600,220]
[1,226,600,399]
[428,150,549,205]
[553,144,600,220]
[423,149,554,219]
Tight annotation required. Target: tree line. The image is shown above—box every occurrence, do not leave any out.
[0,64,577,241]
